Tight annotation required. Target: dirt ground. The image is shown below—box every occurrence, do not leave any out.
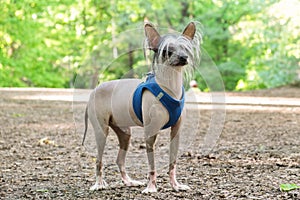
[0,86,299,199]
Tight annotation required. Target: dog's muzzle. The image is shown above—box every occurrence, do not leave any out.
[177,55,188,66]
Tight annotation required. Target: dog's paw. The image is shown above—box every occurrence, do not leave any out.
[90,180,108,191]
[124,180,144,187]
[142,186,157,193]
[172,184,191,192]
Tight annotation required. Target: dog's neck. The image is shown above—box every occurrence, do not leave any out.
[155,65,183,100]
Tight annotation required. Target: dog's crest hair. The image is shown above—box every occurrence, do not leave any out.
[144,22,202,82]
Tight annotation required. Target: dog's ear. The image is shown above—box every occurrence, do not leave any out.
[182,22,196,40]
[144,23,161,51]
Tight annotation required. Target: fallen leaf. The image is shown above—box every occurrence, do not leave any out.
[36,189,49,193]
[280,183,300,192]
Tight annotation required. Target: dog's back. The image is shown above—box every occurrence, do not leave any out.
[90,79,142,125]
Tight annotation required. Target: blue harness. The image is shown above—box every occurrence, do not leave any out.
[132,74,185,129]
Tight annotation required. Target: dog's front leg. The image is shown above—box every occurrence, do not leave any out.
[141,92,169,193]
[142,134,158,193]
[169,117,191,192]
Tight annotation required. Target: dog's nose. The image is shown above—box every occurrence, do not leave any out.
[179,55,188,63]
[180,55,188,60]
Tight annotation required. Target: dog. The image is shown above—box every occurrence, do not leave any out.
[82,22,201,193]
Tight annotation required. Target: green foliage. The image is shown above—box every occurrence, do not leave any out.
[233,0,300,90]
[0,0,299,90]
[0,0,78,87]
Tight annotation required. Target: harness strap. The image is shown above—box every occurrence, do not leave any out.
[132,74,185,129]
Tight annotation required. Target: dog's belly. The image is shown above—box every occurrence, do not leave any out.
[108,79,142,128]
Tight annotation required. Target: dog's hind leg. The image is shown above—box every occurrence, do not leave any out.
[89,124,109,190]
[110,124,144,187]
[88,100,110,190]
[90,124,109,190]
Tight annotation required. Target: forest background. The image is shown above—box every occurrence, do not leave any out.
[0,0,299,91]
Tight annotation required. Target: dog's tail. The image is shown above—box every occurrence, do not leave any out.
[82,105,88,146]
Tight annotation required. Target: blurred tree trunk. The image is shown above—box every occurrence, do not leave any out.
[125,43,134,78]
[90,55,99,88]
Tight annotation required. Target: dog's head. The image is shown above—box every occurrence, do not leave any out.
[144,22,201,71]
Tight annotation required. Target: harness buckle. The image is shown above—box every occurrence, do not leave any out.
[156,92,164,100]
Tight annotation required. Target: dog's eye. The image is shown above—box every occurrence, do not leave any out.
[162,50,173,58]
